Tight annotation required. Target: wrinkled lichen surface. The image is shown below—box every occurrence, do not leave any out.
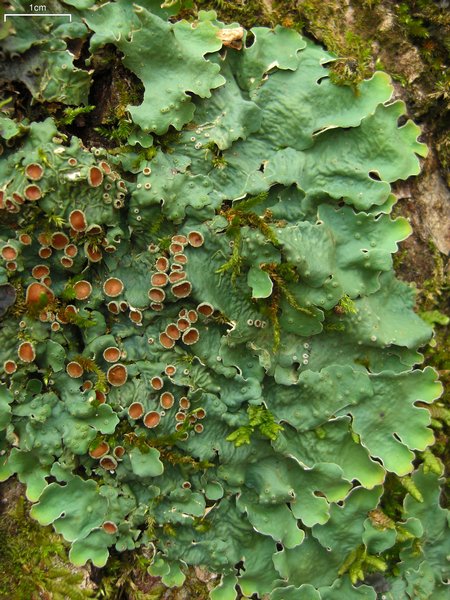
[0,1,449,599]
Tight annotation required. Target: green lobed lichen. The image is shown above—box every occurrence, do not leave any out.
[0,2,448,599]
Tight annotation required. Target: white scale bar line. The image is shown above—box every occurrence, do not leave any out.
[4,13,72,22]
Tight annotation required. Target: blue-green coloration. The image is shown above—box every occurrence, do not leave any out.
[0,2,448,598]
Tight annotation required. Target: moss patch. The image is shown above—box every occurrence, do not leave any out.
[0,487,94,600]
[95,554,214,600]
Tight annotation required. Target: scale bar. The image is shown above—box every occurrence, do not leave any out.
[4,13,72,22]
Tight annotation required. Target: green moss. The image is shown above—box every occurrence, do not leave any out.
[96,553,211,599]
[379,473,409,522]
[94,120,134,144]
[203,141,227,169]
[57,106,96,127]
[336,294,358,315]
[416,242,449,310]
[391,1,449,96]
[94,553,159,600]
[190,0,272,29]
[395,2,430,39]
[338,544,387,586]
[393,1,449,40]
[227,404,284,446]
[0,495,94,600]
[88,46,145,148]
